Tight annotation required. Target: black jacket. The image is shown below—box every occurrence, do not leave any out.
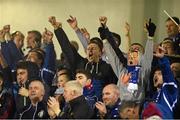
[57,95,94,119]
[54,28,118,87]
[18,101,49,119]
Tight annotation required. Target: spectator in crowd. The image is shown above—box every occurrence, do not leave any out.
[99,16,155,101]
[26,28,56,86]
[120,46,178,119]
[95,84,121,119]
[11,31,25,55]
[161,38,176,55]
[75,69,97,108]
[164,17,180,55]
[26,30,42,50]
[48,16,118,98]
[18,80,49,119]
[169,56,180,118]
[52,67,71,109]
[13,61,40,117]
[47,81,94,119]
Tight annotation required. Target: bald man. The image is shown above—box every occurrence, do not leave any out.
[95,84,121,119]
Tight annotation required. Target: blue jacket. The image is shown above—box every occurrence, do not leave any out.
[153,57,178,118]
[1,41,23,71]
[83,83,98,109]
[40,43,56,86]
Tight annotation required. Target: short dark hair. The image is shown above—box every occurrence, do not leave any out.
[28,30,42,48]
[58,68,71,80]
[89,37,103,51]
[166,17,180,24]
[76,69,92,80]
[16,61,40,82]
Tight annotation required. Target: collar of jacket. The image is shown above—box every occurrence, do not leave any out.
[69,95,85,108]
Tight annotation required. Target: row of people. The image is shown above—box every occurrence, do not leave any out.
[0,15,179,119]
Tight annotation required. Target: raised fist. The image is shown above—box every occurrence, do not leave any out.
[42,28,53,43]
[48,16,62,29]
[3,25,10,33]
[99,16,107,27]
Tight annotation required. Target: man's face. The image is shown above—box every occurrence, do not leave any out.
[75,73,90,87]
[57,74,69,88]
[171,62,180,78]
[63,86,74,102]
[166,20,179,37]
[28,81,44,102]
[26,33,36,49]
[14,32,24,49]
[127,51,139,65]
[86,43,101,62]
[153,70,163,88]
[17,69,28,85]
[161,42,175,55]
[130,44,144,54]
[102,86,118,106]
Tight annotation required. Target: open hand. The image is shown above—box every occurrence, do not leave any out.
[67,15,78,30]
[125,22,130,36]
[95,101,107,116]
[154,46,165,58]
[120,73,131,85]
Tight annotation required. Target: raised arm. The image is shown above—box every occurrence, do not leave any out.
[49,16,83,74]
[0,26,23,72]
[41,28,56,85]
[141,19,156,75]
[98,16,127,67]
[3,25,11,41]
[125,22,131,50]
[154,46,178,111]
[67,15,89,50]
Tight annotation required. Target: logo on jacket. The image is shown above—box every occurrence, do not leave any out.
[38,110,44,118]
